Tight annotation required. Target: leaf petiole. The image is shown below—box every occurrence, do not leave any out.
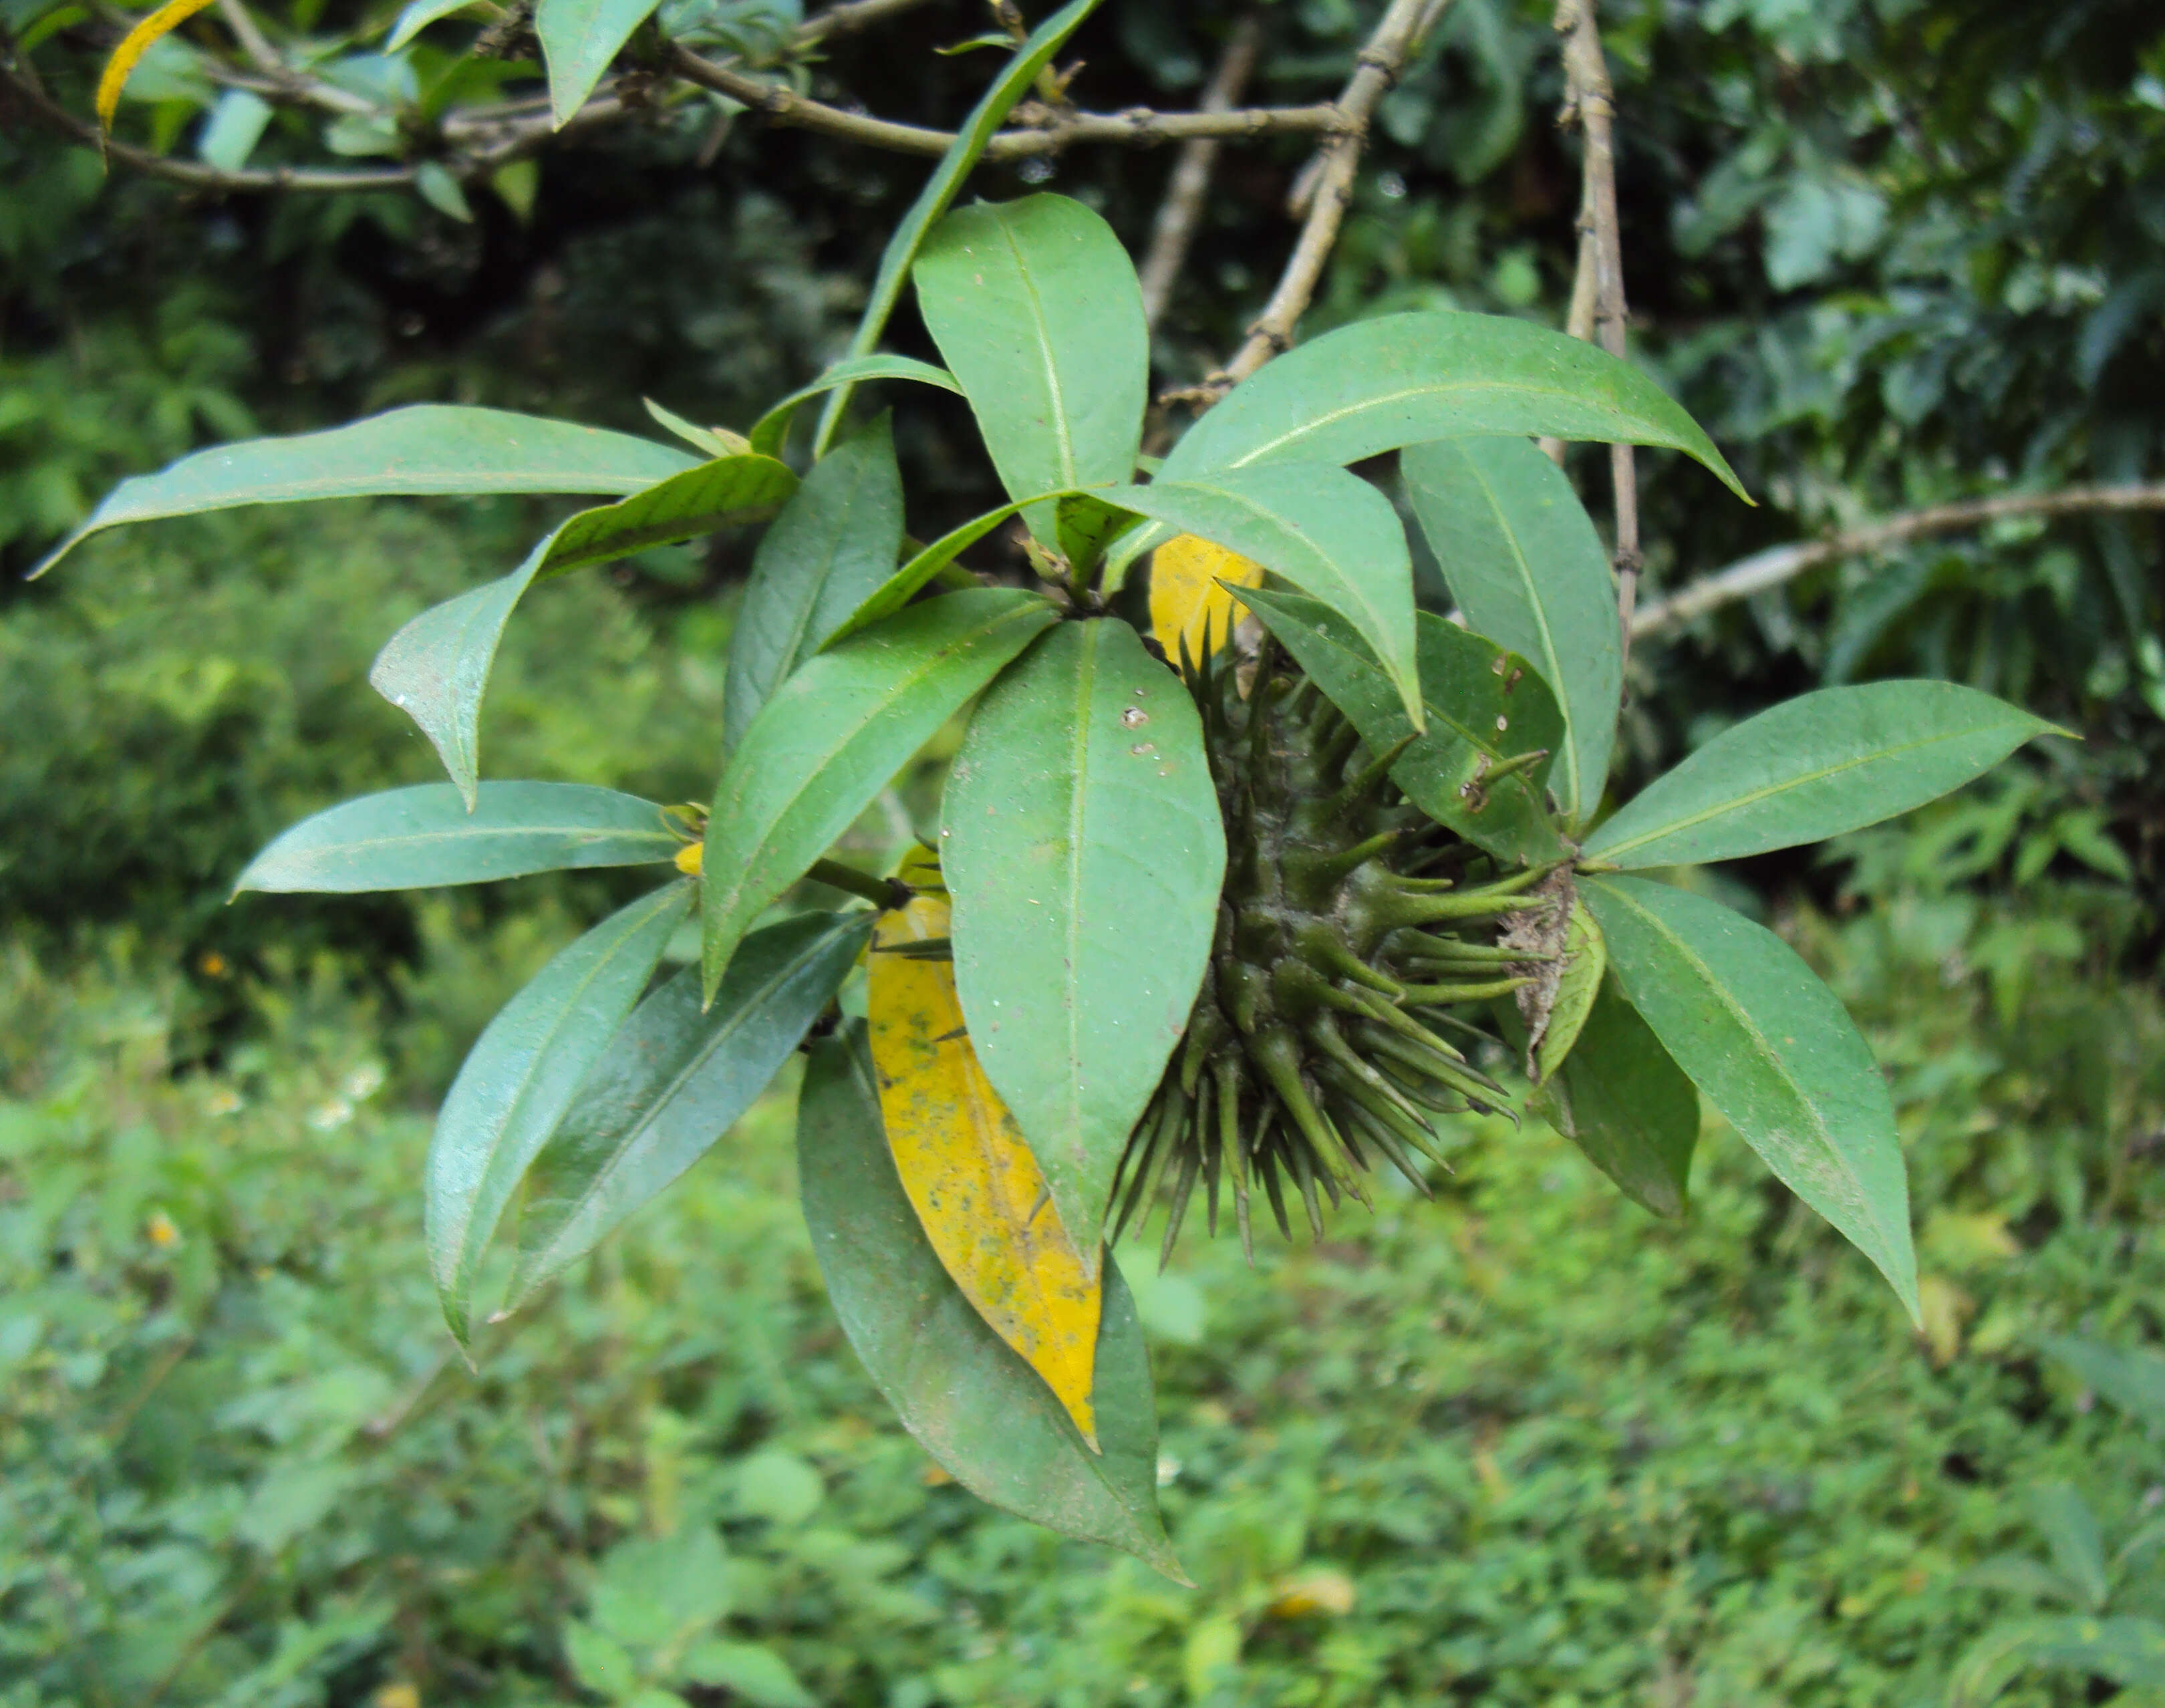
[808,857,913,911]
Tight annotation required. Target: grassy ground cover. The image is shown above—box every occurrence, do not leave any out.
[3,861,2157,1706]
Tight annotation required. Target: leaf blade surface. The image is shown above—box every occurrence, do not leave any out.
[942,620,1225,1259]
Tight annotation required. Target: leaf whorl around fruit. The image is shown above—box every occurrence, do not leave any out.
[1110,635,1558,1261]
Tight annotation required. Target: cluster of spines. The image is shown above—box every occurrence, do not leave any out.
[1111,629,1551,1264]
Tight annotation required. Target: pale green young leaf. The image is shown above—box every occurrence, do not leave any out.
[1583,681,2063,868]
[1403,435,1622,821]
[1238,585,1564,865]
[1584,875,1918,1322]
[236,782,679,893]
[426,881,691,1343]
[795,1024,1183,1578]
[724,416,905,750]
[510,911,872,1307]
[1161,311,1747,497]
[943,619,1225,1262]
[33,406,694,577]
[1104,464,1425,728]
[914,194,1147,544]
[811,0,1103,453]
[700,589,1057,998]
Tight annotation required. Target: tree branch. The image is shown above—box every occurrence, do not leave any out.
[1136,17,1262,329]
[668,41,1341,160]
[1630,484,2165,639]
[1181,0,1455,402]
[0,61,415,190]
[1551,0,1640,662]
[796,0,937,48]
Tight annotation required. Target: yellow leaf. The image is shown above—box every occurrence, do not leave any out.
[1148,534,1263,666]
[97,0,223,134]
[867,848,1104,1449]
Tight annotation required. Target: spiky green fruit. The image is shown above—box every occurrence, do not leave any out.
[1111,636,1554,1260]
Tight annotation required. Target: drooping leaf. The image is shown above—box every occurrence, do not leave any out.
[370,529,562,807]
[1403,435,1622,821]
[426,881,692,1342]
[724,416,905,750]
[1161,311,1747,496]
[811,0,1103,454]
[535,452,797,581]
[1148,534,1264,663]
[796,1024,1182,1578]
[1584,875,1918,1322]
[33,406,695,578]
[1103,464,1425,728]
[96,0,218,131]
[914,194,1147,545]
[868,855,1104,1443]
[700,590,1058,998]
[1946,1616,2165,1708]
[535,0,661,125]
[1240,587,1565,864]
[1522,976,1697,1218]
[942,619,1224,1261]
[509,910,873,1308]
[748,355,962,458]
[236,782,679,893]
[1582,681,2064,869]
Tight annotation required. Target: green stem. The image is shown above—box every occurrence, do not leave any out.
[807,857,910,910]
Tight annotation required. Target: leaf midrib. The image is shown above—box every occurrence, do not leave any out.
[1210,374,1631,474]
[529,922,851,1267]
[1461,451,1579,816]
[993,209,1079,492]
[1596,879,1904,1266]
[1589,717,2026,862]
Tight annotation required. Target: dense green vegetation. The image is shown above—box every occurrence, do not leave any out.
[4,0,2161,1699]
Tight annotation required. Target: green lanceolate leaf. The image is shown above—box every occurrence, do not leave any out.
[1240,586,1565,864]
[387,0,480,49]
[700,589,1058,999]
[942,619,1225,1263]
[1160,311,1747,497]
[1584,875,1918,1322]
[1403,435,1622,821]
[796,1024,1182,1578]
[1106,464,1425,728]
[534,0,659,125]
[914,194,1147,545]
[820,491,1067,648]
[724,415,906,750]
[370,528,561,807]
[536,452,798,581]
[1582,681,2063,869]
[509,909,873,1308]
[748,355,962,458]
[32,406,695,577]
[812,0,1103,454]
[2025,1483,2110,1612]
[236,782,679,893]
[1525,975,1697,1218]
[426,881,691,1342]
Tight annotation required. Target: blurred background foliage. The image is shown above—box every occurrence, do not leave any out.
[1,0,2161,1700]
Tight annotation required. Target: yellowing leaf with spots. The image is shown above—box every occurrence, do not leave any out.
[1149,534,1263,664]
[867,849,1103,1447]
[97,0,222,133]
